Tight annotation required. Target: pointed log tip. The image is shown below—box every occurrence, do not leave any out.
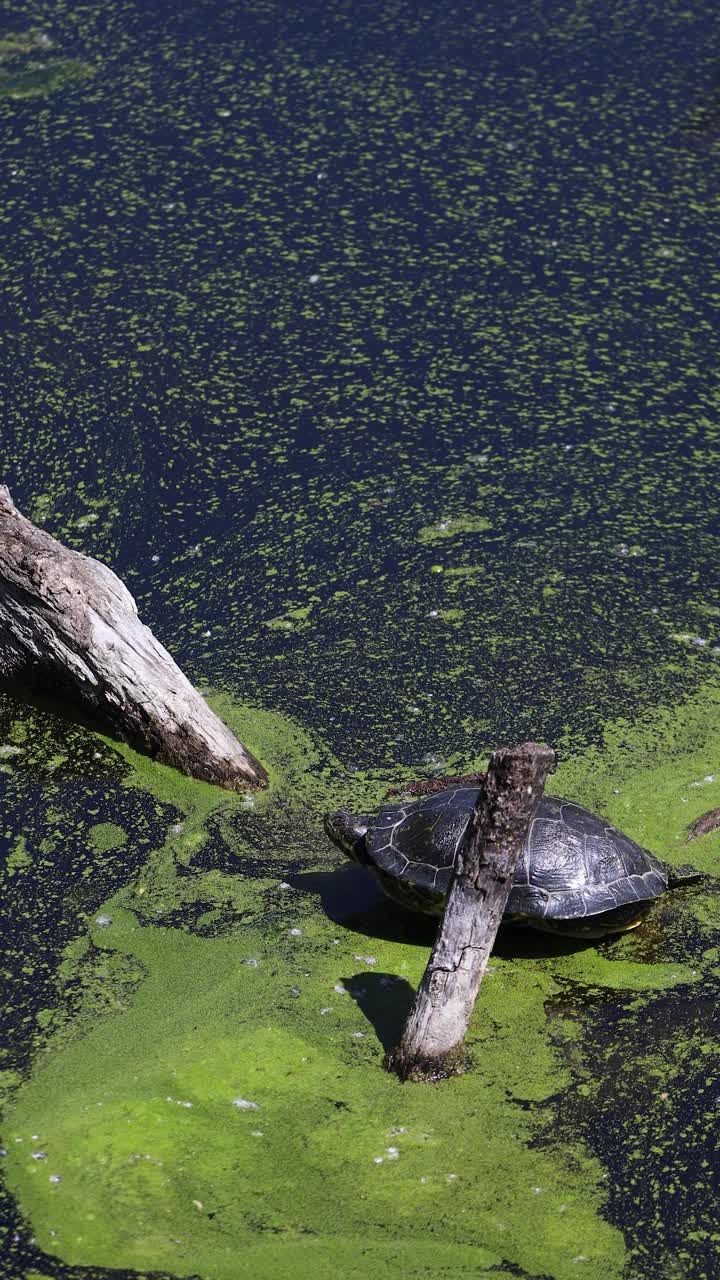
[187,764,269,793]
[152,740,269,792]
[224,761,269,792]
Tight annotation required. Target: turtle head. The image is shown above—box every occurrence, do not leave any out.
[324,810,370,864]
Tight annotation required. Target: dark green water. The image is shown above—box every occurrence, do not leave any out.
[2,1,720,1277]
[3,0,720,762]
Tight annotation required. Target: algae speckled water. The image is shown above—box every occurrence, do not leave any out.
[2,1,720,1277]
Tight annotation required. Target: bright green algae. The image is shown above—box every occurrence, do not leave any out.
[2,910,619,1280]
[5,682,720,1279]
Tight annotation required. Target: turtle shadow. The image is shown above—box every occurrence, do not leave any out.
[342,971,416,1053]
[288,864,602,956]
[491,925,612,961]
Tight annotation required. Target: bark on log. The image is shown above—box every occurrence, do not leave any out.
[0,486,267,790]
[386,741,555,1082]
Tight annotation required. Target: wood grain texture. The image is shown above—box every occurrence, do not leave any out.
[0,485,267,790]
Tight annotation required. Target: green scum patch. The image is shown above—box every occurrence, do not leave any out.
[3,906,623,1280]
[417,515,493,544]
[6,678,720,1279]
[0,58,94,99]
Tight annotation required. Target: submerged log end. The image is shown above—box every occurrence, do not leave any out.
[383,1041,468,1084]
[152,725,269,792]
[200,752,268,792]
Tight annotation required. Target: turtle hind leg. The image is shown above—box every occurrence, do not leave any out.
[521,900,654,939]
[665,863,706,888]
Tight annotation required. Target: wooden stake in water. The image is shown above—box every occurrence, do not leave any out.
[386,741,555,1083]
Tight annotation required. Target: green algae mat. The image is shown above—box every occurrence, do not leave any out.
[2,689,720,1279]
[3,0,720,1276]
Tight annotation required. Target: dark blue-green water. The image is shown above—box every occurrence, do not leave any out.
[3,0,720,765]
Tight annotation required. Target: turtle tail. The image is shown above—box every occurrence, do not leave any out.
[664,863,706,889]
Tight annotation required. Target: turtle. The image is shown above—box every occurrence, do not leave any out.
[324,784,700,938]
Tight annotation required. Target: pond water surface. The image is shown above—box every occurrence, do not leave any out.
[2,2,720,1278]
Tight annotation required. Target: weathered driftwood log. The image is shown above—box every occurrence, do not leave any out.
[0,486,267,790]
[386,741,555,1082]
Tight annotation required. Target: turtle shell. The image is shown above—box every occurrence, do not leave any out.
[366,786,668,921]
